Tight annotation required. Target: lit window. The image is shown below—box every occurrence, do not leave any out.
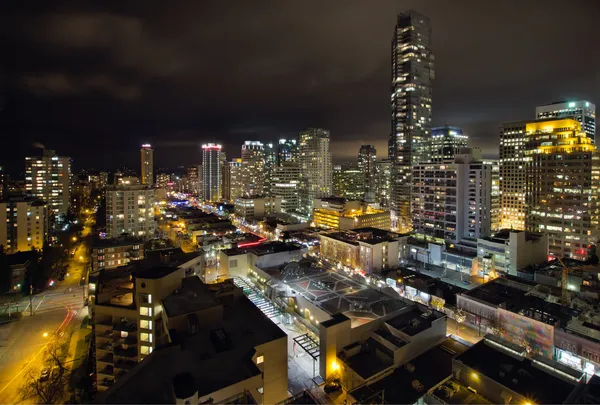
[140,320,153,330]
[140,307,152,316]
[140,345,153,355]
[256,355,264,364]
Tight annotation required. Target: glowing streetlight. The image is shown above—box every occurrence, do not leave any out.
[43,332,49,338]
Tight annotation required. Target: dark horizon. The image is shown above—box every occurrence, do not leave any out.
[1,0,598,175]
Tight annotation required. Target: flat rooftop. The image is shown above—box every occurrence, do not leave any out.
[463,278,529,306]
[456,339,580,404]
[162,277,220,318]
[99,285,286,403]
[431,378,493,404]
[320,227,403,245]
[504,293,577,326]
[223,241,303,257]
[133,265,181,280]
[385,305,444,336]
[350,338,468,405]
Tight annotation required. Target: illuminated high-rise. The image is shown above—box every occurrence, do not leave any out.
[536,100,595,144]
[299,128,332,215]
[140,144,154,185]
[25,149,71,219]
[430,126,468,162]
[389,10,435,232]
[333,165,364,201]
[358,145,377,202]
[201,143,222,202]
[240,141,265,197]
[277,138,298,164]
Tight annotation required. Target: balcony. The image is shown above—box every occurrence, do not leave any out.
[98,365,114,376]
[97,353,114,364]
[113,323,137,333]
[114,360,137,371]
[114,335,138,345]
[114,347,137,358]
[97,341,114,352]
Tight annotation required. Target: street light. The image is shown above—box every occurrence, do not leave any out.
[43,332,49,338]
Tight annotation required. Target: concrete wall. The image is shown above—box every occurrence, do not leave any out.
[254,335,288,404]
[319,317,352,379]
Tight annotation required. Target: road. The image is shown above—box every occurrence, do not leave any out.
[0,219,92,403]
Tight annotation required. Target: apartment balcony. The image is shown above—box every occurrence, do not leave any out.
[98,366,114,376]
[114,347,137,358]
[113,323,137,333]
[97,353,114,364]
[97,341,114,352]
[114,360,137,371]
[114,335,138,345]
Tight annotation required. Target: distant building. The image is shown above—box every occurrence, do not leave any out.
[25,149,71,219]
[105,185,155,239]
[201,143,222,201]
[224,158,243,201]
[185,165,200,195]
[375,159,393,208]
[536,100,596,144]
[0,199,47,253]
[319,227,405,274]
[91,236,145,272]
[430,126,468,162]
[333,165,364,201]
[234,196,281,219]
[270,163,300,213]
[117,176,140,186]
[240,141,265,197]
[299,128,332,214]
[277,138,298,164]
[140,144,154,185]
[312,198,391,231]
[358,145,377,202]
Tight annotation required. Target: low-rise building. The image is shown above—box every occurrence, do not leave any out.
[234,196,282,219]
[312,198,390,231]
[1,251,36,293]
[319,228,406,274]
[477,229,548,277]
[96,277,288,404]
[0,199,47,253]
[91,237,145,272]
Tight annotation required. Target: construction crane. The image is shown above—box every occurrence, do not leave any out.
[555,257,599,305]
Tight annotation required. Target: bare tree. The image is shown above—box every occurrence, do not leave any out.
[19,331,73,404]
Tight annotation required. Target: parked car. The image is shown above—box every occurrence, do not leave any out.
[40,368,50,382]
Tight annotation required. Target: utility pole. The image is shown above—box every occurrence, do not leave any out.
[29,284,33,316]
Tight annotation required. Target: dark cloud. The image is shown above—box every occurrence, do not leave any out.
[1,0,599,174]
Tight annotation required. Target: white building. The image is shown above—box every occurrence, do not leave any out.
[234,196,282,219]
[477,229,548,277]
[270,163,300,213]
[536,100,595,144]
[106,185,155,239]
[0,199,47,253]
[298,128,332,215]
[25,149,71,219]
[411,149,494,243]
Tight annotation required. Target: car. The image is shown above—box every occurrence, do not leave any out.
[40,368,50,382]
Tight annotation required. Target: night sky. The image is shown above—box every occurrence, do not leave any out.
[1,0,599,175]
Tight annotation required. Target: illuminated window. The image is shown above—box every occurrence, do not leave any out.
[140,320,153,330]
[140,345,153,355]
[140,307,152,316]
[256,355,264,364]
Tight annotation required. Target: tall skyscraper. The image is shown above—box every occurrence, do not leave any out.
[389,10,435,232]
[240,141,266,197]
[270,163,300,213]
[523,119,598,260]
[202,143,222,202]
[299,128,333,215]
[536,100,596,144]
[277,138,299,164]
[25,149,71,219]
[105,185,155,239]
[333,165,364,201]
[140,144,154,185]
[499,121,528,230]
[223,158,243,201]
[375,159,393,208]
[264,142,277,196]
[358,145,377,202]
[430,126,468,162]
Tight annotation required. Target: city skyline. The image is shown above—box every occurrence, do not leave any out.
[1,1,599,173]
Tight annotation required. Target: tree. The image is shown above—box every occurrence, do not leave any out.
[19,332,73,404]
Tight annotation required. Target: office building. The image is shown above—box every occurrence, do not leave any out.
[224,158,243,201]
[358,145,377,202]
[485,159,500,232]
[277,138,298,164]
[537,100,596,144]
[298,128,333,214]
[524,119,599,260]
[375,159,393,208]
[185,165,200,195]
[312,198,391,231]
[201,143,222,202]
[264,142,277,195]
[106,185,155,240]
[319,228,404,274]
[0,199,47,253]
[234,196,281,219]
[499,121,528,230]
[333,165,364,201]
[91,236,145,272]
[25,149,71,219]
[140,144,154,186]
[240,141,265,197]
[270,163,300,213]
[412,149,494,243]
[430,126,468,162]
[390,10,435,232]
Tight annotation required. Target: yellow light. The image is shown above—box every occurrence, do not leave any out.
[332,361,339,371]
[471,372,478,380]
[72,236,77,242]
[43,332,48,338]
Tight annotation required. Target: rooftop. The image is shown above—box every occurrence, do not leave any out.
[93,236,144,249]
[162,277,220,318]
[5,250,37,266]
[462,278,530,306]
[456,338,581,404]
[223,241,304,257]
[385,305,444,336]
[99,282,286,404]
[480,229,544,244]
[133,265,181,280]
[320,227,404,245]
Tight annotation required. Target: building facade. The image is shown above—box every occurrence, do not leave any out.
[536,100,596,144]
[0,199,47,253]
[202,143,222,202]
[106,185,155,239]
[358,145,377,202]
[375,159,393,208]
[299,128,333,214]
[499,121,527,230]
[91,237,145,272]
[333,165,364,201]
[240,141,266,197]
[430,126,468,162]
[312,198,391,231]
[234,196,281,219]
[390,10,435,232]
[277,138,298,164]
[25,149,71,219]
[140,144,154,186]
[270,163,300,213]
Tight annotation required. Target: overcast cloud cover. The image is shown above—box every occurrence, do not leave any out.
[1,0,599,173]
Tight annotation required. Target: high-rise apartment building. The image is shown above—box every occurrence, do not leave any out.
[201,143,222,202]
[299,128,333,215]
[225,158,243,201]
[140,144,154,186]
[412,149,494,243]
[185,165,200,195]
[240,141,266,197]
[270,163,300,213]
[105,185,155,239]
[375,159,393,208]
[358,145,377,202]
[430,126,468,162]
[277,138,298,164]
[0,199,47,253]
[484,159,501,232]
[536,100,596,144]
[523,119,598,260]
[333,165,364,201]
[389,10,435,232]
[25,149,71,219]
[264,142,277,196]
